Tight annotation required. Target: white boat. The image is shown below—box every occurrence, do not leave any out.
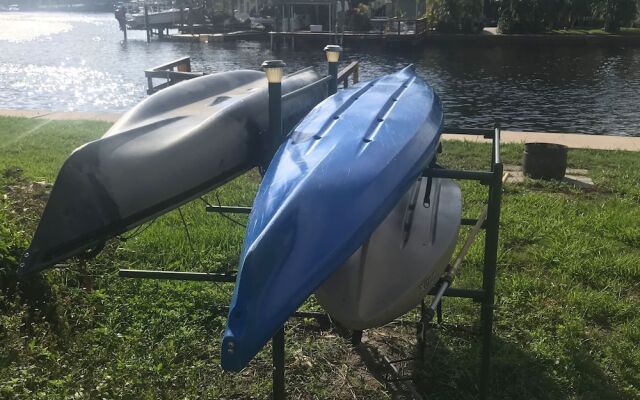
[315,177,462,330]
[127,8,185,29]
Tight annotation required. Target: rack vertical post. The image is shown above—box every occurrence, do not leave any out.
[418,124,503,400]
[479,124,503,399]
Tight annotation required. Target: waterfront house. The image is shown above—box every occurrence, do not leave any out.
[272,0,426,33]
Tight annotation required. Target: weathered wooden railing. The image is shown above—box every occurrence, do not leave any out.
[337,61,359,89]
[145,57,359,94]
[145,56,205,94]
[416,17,428,35]
[370,17,428,36]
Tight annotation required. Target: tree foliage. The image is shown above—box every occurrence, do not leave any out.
[498,0,638,33]
[425,0,485,33]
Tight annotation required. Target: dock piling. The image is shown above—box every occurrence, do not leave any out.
[144,5,150,43]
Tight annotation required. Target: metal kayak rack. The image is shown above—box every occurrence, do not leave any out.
[118,123,503,400]
[118,49,504,399]
[353,123,504,400]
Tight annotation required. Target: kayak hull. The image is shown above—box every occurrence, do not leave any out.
[20,68,326,274]
[315,177,462,330]
[222,65,444,371]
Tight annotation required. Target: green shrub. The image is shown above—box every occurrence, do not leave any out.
[594,0,638,32]
[497,0,561,33]
[498,0,639,33]
[349,3,373,31]
[425,0,484,33]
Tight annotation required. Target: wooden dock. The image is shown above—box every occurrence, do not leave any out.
[269,18,428,48]
[269,30,425,48]
[168,31,267,43]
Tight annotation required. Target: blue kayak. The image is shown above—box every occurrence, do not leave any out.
[221,65,444,371]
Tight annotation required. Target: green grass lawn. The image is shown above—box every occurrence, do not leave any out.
[1,116,639,399]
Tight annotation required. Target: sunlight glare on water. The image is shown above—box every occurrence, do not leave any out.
[1,11,639,135]
[2,63,138,110]
[0,12,108,42]
[0,19,72,42]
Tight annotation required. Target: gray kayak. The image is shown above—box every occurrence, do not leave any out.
[20,68,327,274]
[315,177,462,330]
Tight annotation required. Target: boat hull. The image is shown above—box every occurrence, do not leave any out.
[128,9,184,28]
[221,65,444,371]
[20,68,326,274]
[315,177,462,330]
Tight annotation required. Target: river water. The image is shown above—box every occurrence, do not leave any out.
[1,11,639,136]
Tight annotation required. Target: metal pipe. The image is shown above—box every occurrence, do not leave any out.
[448,207,489,280]
[351,330,363,346]
[269,81,283,140]
[262,60,285,160]
[272,327,286,400]
[423,168,494,183]
[328,62,338,95]
[428,171,508,309]
[214,305,328,322]
[381,354,424,400]
[479,162,504,400]
[281,75,331,101]
[144,4,150,43]
[426,287,484,300]
[493,122,501,165]
[205,206,252,214]
[324,45,342,95]
[441,127,494,137]
[118,269,237,282]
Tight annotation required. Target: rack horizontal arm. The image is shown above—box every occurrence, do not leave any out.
[427,286,484,301]
[213,305,329,324]
[442,127,495,137]
[205,205,252,214]
[461,218,487,228]
[118,269,237,282]
[423,168,494,183]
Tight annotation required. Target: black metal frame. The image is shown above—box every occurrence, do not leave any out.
[118,124,502,399]
[378,123,503,399]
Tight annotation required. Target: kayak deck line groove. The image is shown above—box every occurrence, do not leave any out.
[221,65,444,371]
[308,80,376,142]
[361,76,415,144]
[20,68,328,274]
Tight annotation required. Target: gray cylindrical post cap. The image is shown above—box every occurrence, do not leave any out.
[324,45,342,63]
[262,60,286,83]
[261,60,286,69]
[323,45,343,53]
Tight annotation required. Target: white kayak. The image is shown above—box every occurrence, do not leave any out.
[315,176,462,330]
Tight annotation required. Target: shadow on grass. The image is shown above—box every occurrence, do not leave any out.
[351,321,632,400]
[408,324,632,400]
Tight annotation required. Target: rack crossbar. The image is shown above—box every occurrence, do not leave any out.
[442,127,495,137]
[119,269,237,282]
[282,75,331,101]
[423,168,494,183]
[206,205,252,214]
[427,287,484,301]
